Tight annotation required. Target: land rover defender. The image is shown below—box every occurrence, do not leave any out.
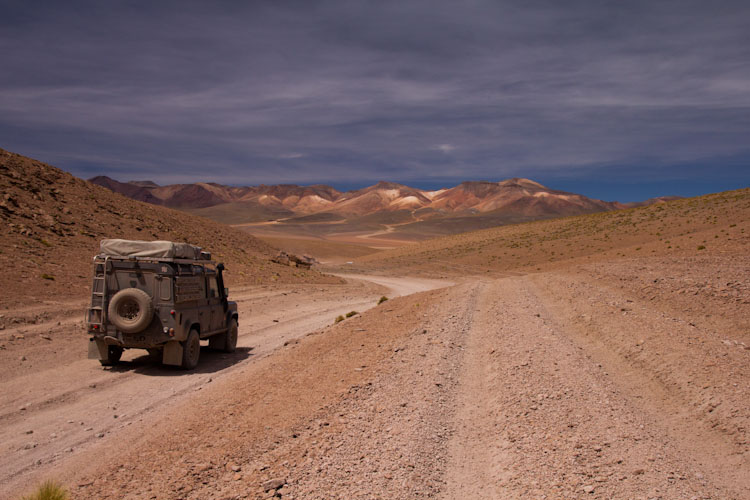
[86,239,238,369]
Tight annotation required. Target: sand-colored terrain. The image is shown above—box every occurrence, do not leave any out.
[1,150,748,499]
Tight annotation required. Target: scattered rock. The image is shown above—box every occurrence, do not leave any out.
[262,478,286,492]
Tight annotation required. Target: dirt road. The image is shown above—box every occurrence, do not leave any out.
[0,274,449,499]
[4,263,748,499]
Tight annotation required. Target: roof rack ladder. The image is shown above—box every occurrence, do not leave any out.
[87,255,110,328]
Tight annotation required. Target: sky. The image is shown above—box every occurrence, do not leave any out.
[1,0,749,202]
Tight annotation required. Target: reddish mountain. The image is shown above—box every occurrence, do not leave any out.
[332,181,434,215]
[430,179,620,215]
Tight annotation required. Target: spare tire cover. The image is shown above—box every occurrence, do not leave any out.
[108,288,154,333]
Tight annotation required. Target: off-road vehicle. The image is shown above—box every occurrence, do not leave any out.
[86,239,238,369]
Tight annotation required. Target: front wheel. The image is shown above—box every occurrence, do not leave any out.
[99,346,123,366]
[224,319,238,353]
[181,329,200,370]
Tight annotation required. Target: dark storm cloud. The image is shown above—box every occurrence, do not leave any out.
[0,0,748,197]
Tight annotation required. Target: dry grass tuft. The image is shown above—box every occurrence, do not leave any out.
[20,480,69,500]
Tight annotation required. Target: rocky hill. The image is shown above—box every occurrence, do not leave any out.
[0,148,337,310]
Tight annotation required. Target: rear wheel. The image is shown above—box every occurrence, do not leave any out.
[99,346,123,366]
[181,329,200,370]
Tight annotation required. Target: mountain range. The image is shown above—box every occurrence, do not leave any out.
[90,176,668,225]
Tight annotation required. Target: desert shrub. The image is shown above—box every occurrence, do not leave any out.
[21,480,69,500]
[345,311,358,318]
[335,315,344,323]
[378,296,389,304]
[40,274,55,280]
[697,245,706,250]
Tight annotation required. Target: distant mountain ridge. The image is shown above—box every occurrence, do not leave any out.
[89,176,643,221]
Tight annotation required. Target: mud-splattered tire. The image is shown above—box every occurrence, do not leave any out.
[108,288,154,333]
[181,329,200,370]
[99,346,123,366]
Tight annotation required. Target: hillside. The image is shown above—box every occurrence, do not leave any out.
[0,148,338,311]
[346,188,750,276]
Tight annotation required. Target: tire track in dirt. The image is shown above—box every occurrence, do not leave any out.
[442,276,741,499]
[529,270,749,497]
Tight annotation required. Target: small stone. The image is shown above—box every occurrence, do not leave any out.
[583,485,595,494]
[633,468,645,475]
[24,442,37,450]
[233,473,243,481]
[24,430,33,434]
[19,355,26,361]
[95,432,104,438]
[231,465,241,472]
[262,478,286,492]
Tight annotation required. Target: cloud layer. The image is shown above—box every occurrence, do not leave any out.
[1,0,748,198]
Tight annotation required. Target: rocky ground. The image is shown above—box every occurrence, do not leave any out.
[2,150,747,499]
[1,274,448,499]
[3,253,744,499]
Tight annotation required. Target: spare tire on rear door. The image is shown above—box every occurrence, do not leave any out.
[108,288,154,333]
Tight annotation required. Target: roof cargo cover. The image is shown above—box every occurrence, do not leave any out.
[100,239,202,259]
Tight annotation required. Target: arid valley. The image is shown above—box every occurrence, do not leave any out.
[1,148,748,499]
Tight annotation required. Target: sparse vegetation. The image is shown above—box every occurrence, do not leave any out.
[378,296,389,304]
[20,480,69,500]
[335,315,345,323]
[345,310,358,318]
[697,245,706,250]
[40,273,55,280]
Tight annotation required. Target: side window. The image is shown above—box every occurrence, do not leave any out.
[159,277,172,301]
[207,276,219,298]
